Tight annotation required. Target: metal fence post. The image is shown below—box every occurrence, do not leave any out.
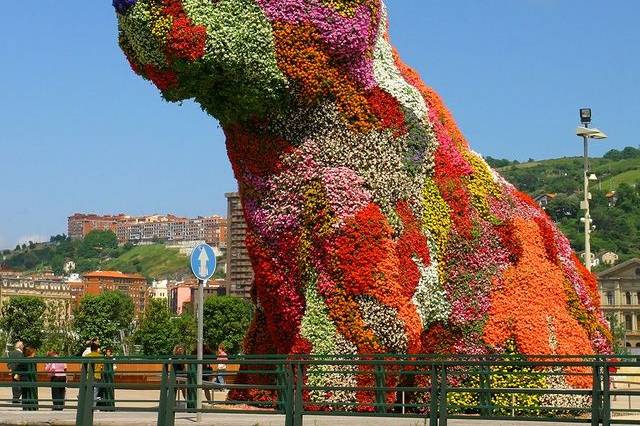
[374,363,386,413]
[76,362,95,426]
[429,363,438,426]
[439,365,448,426]
[158,363,169,426]
[591,358,602,426]
[602,360,611,426]
[166,364,177,426]
[284,362,294,426]
[76,363,88,425]
[479,363,491,417]
[294,362,304,426]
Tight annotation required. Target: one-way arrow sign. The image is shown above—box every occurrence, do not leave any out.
[190,243,217,281]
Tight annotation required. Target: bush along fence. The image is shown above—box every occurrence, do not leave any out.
[0,354,638,426]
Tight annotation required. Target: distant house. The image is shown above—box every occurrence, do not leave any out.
[534,193,557,208]
[63,260,76,274]
[601,251,620,266]
[606,191,618,207]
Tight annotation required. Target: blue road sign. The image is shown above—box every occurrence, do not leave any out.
[190,243,217,281]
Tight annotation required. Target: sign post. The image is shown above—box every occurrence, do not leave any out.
[189,244,217,422]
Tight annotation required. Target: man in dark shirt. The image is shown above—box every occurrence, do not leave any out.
[7,341,24,404]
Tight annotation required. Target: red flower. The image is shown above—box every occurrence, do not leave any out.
[143,64,178,91]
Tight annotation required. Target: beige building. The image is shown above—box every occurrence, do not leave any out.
[598,258,640,348]
[0,272,72,320]
[225,192,253,299]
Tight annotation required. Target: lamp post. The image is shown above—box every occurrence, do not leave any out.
[576,108,607,272]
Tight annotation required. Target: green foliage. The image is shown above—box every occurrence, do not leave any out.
[497,149,640,262]
[448,343,546,416]
[2,234,189,280]
[203,296,253,354]
[42,301,76,355]
[77,230,118,260]
[1,296,47,348]
[72,291,135,352]
[134,299,180,356]
[104,244,188,279]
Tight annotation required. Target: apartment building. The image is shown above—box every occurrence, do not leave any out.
[0,272,72,320]
[225,192,253,299]
[598,258,640,348]
[82,271,149,317]
[68,213,225,246]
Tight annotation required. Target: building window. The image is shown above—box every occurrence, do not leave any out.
[626,292,632,305]
[607,292,614,305]
[626,315,633,331]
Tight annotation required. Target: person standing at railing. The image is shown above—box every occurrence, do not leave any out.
[215,344,228,390]
[20,347,38,411]
[6,340,24,404]
[82,341,104,405]
[203,345,214,405]
[45,350,67,410]
[171,345,187,401]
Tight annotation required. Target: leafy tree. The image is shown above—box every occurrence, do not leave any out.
[1,296,47,348]
[173,312,197,352]
[73,291,134,352]
[78,230,118,259]
[42,301,76,355]
[134,299,179,355]
[203,296,253,354]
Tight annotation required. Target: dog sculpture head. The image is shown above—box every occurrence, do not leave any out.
[114,0,383,123]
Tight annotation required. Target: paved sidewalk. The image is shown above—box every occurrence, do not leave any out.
[1,411,639,426]
[0,387,639,425]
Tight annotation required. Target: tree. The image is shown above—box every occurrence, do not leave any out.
[73,291,134,352]
[42,301,76,355]
[78,230,118,259]
[134,299,179,355]
[1,296,47,348]
[203,296,253,354]
[174,312,197,352]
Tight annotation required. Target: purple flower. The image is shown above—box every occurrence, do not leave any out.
[113,0,137,14]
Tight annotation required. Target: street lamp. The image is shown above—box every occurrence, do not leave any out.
[576,108,607,272]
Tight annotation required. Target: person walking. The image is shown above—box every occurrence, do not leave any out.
[45,350,67,410]
[83,341,103,406]
[215,344,228,389]
[20,347,38,411]
[7,341,24,404]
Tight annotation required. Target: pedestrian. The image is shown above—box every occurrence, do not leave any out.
[82,341,103,405]
[20,347,38,411]
[172,345,187,401]
[202,345,214,404]
[80,337,99,357]
[7,340,24,404]
[215,344,228,389]
[45,350,67,410]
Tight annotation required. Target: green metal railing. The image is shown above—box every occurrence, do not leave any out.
[1,354,638,425]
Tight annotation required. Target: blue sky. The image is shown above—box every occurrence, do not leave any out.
[0,1,638,250]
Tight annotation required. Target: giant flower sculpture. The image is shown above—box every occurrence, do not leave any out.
[114,0,612,403]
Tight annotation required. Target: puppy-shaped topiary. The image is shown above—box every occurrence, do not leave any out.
[114,0,611,402]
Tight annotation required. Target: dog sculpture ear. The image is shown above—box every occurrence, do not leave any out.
[115,0,288,123]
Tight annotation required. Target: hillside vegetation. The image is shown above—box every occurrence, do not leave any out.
[488,146,640,266]
[1,231,190,280]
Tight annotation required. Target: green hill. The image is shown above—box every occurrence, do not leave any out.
[103,244,189,279]
[488,146,640,266]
